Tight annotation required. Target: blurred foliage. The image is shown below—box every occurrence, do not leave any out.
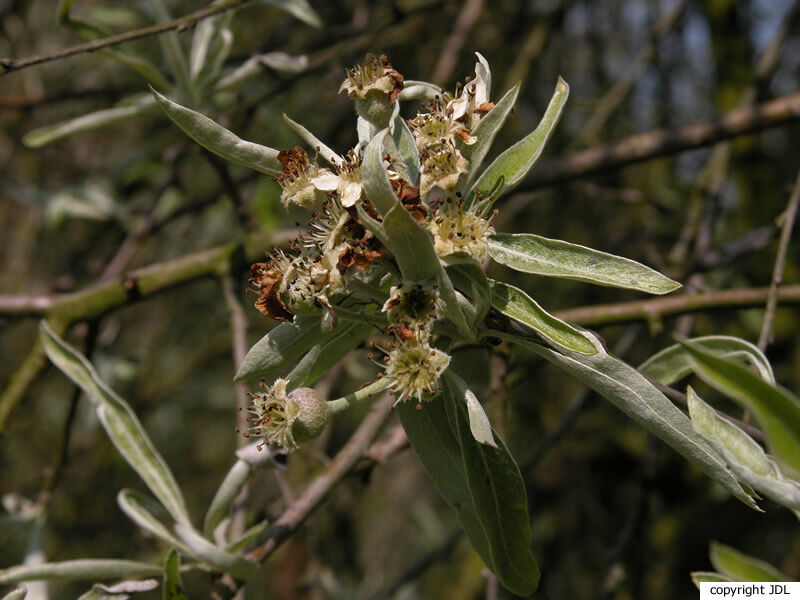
[1,0,800,598]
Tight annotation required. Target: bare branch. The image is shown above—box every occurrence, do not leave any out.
[524,92,800,189]
[0,0,245,76]
[555,285,800,328]
[758,169,800,350]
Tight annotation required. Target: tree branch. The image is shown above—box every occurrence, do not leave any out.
[555,285,800,328]
[524,92,800,189]
[758,168,800,350]
[0,0,245,76]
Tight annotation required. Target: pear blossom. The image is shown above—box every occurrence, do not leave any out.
[448,52,494,129]
[312,152,365,208]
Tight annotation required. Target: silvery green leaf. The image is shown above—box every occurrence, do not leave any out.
[398,80,442,101]
[397,380,539,596]
[686,387,800,509]
[99,49,171,90]
[1,586,27,600]
[285,322,374,389]
[39,322,192,527]
[357,116,376,148]
[445,262,490,331]
[282,114,343,166]
[162,550,187,600]
[710,542,790,582]
[691,572,733,585]
[362,129,399,216]
[641,336,775,385]
[0,561,161,585]
[489,280,596,354]
[471,77,568,201]
[234,316,322,382]
[203,459,252,538]
[23,98,158,148]
[151,89,281,175]
[215,53,308,92]
[190,17,232,89]
[258,0,322,27]
[391,116,420,186]
[488,233,681,295]
[463,82,520,187]
[116,490,192,554]
[494,329,757,508]
[446,371,496,447]
[687,387,776,478]
[225,521,270,554]
[173,525,258,581]
[680,339,800,473]
[150,0,195,104]
[78,579,159,599]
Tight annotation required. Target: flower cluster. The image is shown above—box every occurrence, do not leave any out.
[248,53,500,433]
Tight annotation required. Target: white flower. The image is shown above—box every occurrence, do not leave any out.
[448,52,493,129]
[339,54,404,104]
[312,152,364,208]
[276,147,330,211]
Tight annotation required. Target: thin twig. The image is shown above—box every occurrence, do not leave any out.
[522,92,800,189]
[574,0,687,147]
[758,168,800,351]
[372,530,461,600]
[554,284,800,328]
[430,0,485,86]
[211,393,395,598]
[0,0,246,76]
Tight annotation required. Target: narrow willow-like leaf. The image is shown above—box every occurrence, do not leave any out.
[282,114,343,166]
[362,129,400,216]
[398,80,442,101]
[691,571,734,585]
[215,53,309,91]
[173,525,258,581]
[446,371,496,447]
[285,322,374,389]
[225,521,270,554]
[234,316,322,382]
[471,77,568,200]
[100,49,172,91]
[151,0,195,104]
[489,280,596,354]
[710,542,789,582]
[78,579,159,599]
[1,586,27,600]
[203,459,252,538]
[688,388,775,478]
[396,387,539,596]
[260,0,322,27]
[382,204,442,282]
[117,490,192,555]
[0,561,161,585]
[391,116,420,185]
[493,329,757,508]
[488,233,681,295]
[463,82,521,186]
[681,340,800,473]
[163,550,187,600]
[151,89,281,174]
[445,262,490,331]
[641,336,775,385]
[23,100,158,148]
[39,322,192,527]
[443,376,539,594]
[689,389,800,510]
